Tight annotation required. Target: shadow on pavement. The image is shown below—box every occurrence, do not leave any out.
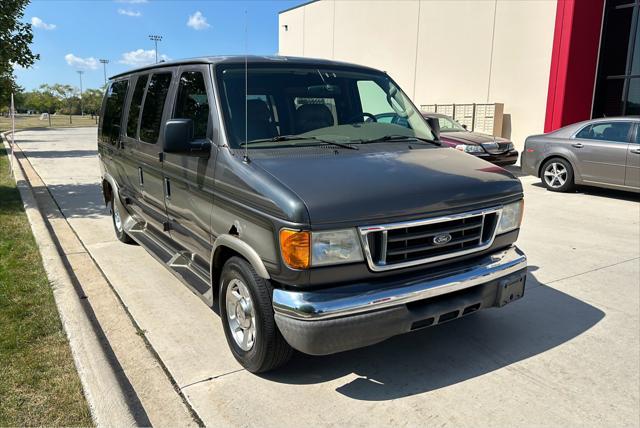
[531,181,639,202]
[44,182,108,219]
[264,269,604,401]
[18,149,98,158]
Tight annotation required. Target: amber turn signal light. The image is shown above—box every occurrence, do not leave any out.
[279,229,310,269]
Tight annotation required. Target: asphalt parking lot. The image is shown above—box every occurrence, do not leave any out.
[12,127,640,426]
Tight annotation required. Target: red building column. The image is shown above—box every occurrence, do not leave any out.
[544,0,605,132]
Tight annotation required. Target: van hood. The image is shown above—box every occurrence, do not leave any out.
[251,147,522,225]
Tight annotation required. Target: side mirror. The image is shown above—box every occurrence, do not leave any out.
[462,124,468,130]
[163,119,211,156]
[425,117,441,141]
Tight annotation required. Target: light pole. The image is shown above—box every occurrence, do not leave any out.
[148,34,163,63]
[77,70,84,116]
[99,59,109,85]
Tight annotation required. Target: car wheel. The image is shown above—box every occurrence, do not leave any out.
[110,197,135,244]
[219,256,293,373]
[541,158,575,192]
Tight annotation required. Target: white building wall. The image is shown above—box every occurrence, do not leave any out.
[279,0,557,150]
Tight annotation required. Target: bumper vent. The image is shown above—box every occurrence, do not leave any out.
[360,208,501,272]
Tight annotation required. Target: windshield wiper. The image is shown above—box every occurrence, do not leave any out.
[242,135,358,150]
[357,134,441,146]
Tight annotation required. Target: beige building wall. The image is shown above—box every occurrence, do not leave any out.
[278,0,557,150]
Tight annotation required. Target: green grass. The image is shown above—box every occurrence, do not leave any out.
[0,114,98,133]
[0,144,93,426]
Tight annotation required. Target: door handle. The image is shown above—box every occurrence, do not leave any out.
[631,148,640,154]
[138,167,144,186]
[571,143,584,148]
[164,177,171,199]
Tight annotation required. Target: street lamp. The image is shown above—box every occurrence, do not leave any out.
[99,59,109,85]
[77,70,84,116]
[148,34,163,63]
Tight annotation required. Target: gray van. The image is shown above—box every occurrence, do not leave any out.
[98,56,527,373]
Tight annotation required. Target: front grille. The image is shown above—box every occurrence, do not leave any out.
[482,142,513,154]
[360,208,501,271]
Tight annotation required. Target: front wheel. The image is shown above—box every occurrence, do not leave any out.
[219,257,293,373]
[541,158,575,192]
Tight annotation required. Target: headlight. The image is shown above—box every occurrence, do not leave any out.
[312,229,363,266]
[455,144,485,153]
[279,228,363,269]
[496,200,524,234]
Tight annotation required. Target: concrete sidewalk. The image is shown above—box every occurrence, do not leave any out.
[13,127,640,426]
[6,130,196,427]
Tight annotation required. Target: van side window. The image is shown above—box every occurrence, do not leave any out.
[127,74,148,138]
[102,79,129,144]
[174,71,209,140]
[140,72,172,144]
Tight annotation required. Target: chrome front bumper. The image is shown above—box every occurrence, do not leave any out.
[273,245,527,321]
[273,245,527,355]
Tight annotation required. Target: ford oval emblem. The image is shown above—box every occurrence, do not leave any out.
[433,233,452,245]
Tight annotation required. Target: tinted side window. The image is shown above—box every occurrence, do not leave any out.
[174,71,209,139]
[126,74,148,138]
[140,73,172,144]
[102,80,129,144]
[576,122,631,143]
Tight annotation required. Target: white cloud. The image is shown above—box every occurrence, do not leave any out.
[117,8,141,17]
[64,53,99,70]
[31,17,56,30]
[187,11,210,30]
[118,49,169,66]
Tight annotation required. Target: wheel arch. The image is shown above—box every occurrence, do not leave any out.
[210,234,271,297]
[537,153,578,180]
[101,173,119,205]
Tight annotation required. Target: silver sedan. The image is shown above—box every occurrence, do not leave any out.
[522,117,640,193]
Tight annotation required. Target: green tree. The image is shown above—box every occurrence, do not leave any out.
[83,88,104,117]
[0,0,40,107]
[48,84,76,124]
[37,85,61,126]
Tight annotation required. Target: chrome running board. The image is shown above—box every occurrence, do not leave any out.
[125,220,214,307]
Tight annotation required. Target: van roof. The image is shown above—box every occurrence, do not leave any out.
[108,55,381,80]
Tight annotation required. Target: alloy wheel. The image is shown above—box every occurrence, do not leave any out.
[543,162,567,189]
[113,202,123,232]
[225,278,256,351]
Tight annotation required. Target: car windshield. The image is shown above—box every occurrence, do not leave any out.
[435,116,466,132]
[216,64,435,148]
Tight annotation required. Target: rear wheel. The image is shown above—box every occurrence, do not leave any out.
[219,256,293,373]
[541,158,575,192]
[110,197,135,244]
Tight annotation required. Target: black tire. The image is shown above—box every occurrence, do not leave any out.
[219,256,293,373]
[540,157,575,192]
[110,197,135,244]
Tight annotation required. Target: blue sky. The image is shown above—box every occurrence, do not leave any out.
[16,0,303,91]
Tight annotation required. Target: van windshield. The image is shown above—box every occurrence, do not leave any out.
[216,64,435,149]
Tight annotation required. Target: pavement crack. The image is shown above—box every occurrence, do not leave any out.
[546,257,639,285]
[179,369,246,390]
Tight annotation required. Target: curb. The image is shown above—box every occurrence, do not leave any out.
[2,131,137,426]
[2,131,197,427]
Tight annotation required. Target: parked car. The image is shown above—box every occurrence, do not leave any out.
[98,56,527,373]
[522,117,640,192]
[418,112,518,166]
